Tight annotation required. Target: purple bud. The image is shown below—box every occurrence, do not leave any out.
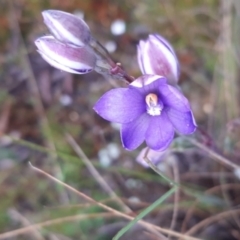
[137,34,180,84]
[35,36,96,74]
[42,10,91,47]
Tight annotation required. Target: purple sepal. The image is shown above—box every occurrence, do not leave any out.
[137,34,180,84]
[42,10,91,47]
[35,36,96,74]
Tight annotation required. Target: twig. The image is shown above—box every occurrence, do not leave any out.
[143,148,176,186]
[89,38,134,83]
[169,157,180,237]
[29,163,201,240]
[7,209,45,240]
[181,172,234,180]
[181,183,240,234]
[187,137,240,169]
[43,198,113,210]
[185,209,240,236]
[65,133,131,213]
[219,170,240,229]
[0,212,113,239]
[143,149,180,240]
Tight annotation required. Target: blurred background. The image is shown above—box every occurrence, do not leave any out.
[1,0,240,239]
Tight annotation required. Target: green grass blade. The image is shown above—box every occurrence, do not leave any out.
[113,186,177,240]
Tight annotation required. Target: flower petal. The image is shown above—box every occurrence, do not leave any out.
[137,34,179,84]
[137,40,147,74]
[145,112,174,151]
[93,88,145,123]
[38,51,84,74]
[131,75,166,88]
[35,36,96,74]
[121,114,150,150]
[130,75,166,95]
[167,108,197,134]
[153,34,177,59]
[159,84,190,112]
[42,10,91,47]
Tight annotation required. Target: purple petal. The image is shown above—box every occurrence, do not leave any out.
[145,112,174,151]
[42,10,91,47]
[35,36,96,74]
[137,34,179,84]
[159,84,190,112]
[167,108,197,134]
[137,40,147,74]
[93,88,145,124]
[121,114,150,150]
[130,75,166,95]
[153,34,177,59]
[149,35,179,81]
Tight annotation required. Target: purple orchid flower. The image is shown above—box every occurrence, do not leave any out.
[137,34,180,85]
[94,75,196,151]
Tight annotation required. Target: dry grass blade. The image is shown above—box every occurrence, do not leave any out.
[168,158,180,238]
[7,208,45,240]
[29,163,201,240]
[219,170,240,229]
[185,209,240,236]
[0,212,113,239]
[187,138,240,169]
[65,133,131,213]
[181,183,240,233]
[66,134,169,240]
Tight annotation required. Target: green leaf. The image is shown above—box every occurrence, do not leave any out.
[113,186,177,240]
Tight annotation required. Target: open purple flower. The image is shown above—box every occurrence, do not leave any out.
[94,75,196,151]
[137,34,180,85]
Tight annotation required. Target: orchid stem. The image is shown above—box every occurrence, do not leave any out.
[143,148,176,186]
[90,37,135,84]
[144,156,177,186]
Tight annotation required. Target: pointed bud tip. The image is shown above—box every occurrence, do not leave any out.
[34,36,53,48]
[137,33,180,84]
[41,10,48,18]
[42,9,70,19]
[41,10,53,24]
[41,9,91,47]
[34,38,43,49]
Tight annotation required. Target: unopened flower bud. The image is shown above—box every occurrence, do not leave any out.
[137,34,180,84]
[35,36,96,74]
[42,10,91,47]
